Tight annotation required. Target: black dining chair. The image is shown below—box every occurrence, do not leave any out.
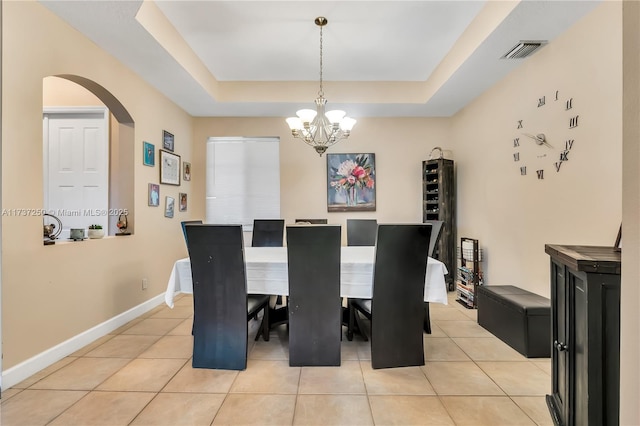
[348,223,432,369]
[185,224,270,370]
[251,219,285,247]
[294,219,328,224]
[346,219,378,246]
[181,220,204,336]
[251,219,286,307]
[344,219,378,332]
[286,224,342,366]
[181,220,203,248]
[423,220,444,258]
[421,220,444,334]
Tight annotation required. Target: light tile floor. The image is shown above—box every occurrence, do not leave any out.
[0,293,553,425]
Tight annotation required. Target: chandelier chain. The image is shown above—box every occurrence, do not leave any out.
[318,23,324,98]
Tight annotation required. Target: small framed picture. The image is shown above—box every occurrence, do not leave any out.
[148,183,160,206]
[165,196,175,218]
[183,162,191,181]
[143,141,155,166]
[179,192,188,212]
[163,130,175,152]
[160,150,181,186]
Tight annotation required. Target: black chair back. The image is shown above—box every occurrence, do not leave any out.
[295,219,328,224]
[251,219,285,247]
[421,221,443,334]
[186,224,249,370]
[423,220,444,257]
[370,224,432,369]
[346,219,378,246]
[286,225,342,366]
[181,220,203,248]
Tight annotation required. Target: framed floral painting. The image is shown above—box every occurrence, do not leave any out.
[326,153,376,212]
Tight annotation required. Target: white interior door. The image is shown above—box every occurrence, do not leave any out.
[43,108,109,239]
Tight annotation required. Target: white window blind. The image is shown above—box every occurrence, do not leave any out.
[206,137,280,230]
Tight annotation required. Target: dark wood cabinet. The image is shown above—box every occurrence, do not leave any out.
[545,244,621,426]
[422,159,455,290]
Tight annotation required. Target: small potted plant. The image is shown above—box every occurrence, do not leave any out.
[88,224,105,239]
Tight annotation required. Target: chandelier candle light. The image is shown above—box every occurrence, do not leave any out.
[286,17,356,156]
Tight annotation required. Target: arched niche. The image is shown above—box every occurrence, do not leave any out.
[43,74,134,236]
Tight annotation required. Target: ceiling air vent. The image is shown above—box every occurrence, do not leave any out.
[501,41,547,59]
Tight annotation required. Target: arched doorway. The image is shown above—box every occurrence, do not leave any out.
[43,75,135,236]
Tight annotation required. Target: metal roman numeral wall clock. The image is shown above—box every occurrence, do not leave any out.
[512,90,579,180]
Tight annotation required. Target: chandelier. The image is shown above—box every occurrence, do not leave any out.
[286,17,356,156]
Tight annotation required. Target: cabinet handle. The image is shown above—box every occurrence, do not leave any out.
[554,340,567,352]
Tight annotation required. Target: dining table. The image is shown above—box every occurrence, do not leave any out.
[165,246,449,308]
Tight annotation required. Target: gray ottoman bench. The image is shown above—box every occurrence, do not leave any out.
[477,285,551,358]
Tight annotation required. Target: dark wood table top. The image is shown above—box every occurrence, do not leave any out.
[545,244,621,274]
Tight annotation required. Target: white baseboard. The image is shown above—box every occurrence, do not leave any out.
[2,292,167,390]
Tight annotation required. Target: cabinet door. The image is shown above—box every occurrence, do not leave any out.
[549,259,569,424]
[570,270,587,426]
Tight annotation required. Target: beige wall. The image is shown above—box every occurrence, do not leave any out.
[1,1,196,368]
[451,1,622,297]
[621,1,640,424]
[192,117,451,245]
[43,76,103,106]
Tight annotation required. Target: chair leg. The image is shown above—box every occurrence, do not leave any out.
[253,318,262,341]
[254,305,270,342]
[347,303,355,341]
[262,305,270,341]
[347,301,369,342]
[354,310,369,342]
[423,302,432,334]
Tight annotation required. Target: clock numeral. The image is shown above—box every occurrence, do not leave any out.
[554,141,573,173]
[565,98,573,110]
[513,138,520,147]
[536,169,544,180]
[538,96,546,107]
[517,120,523,129]
[569,115,579,128]
[520,166,527,176]
[555,90,559,101]
[513,152,520,162]
[565,139,574,150]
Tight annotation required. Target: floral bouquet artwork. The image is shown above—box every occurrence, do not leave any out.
[327,153,376,212]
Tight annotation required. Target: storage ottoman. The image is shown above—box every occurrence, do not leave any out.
[477,285,551,358]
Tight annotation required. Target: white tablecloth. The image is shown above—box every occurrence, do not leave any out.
[165,246,449,308]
